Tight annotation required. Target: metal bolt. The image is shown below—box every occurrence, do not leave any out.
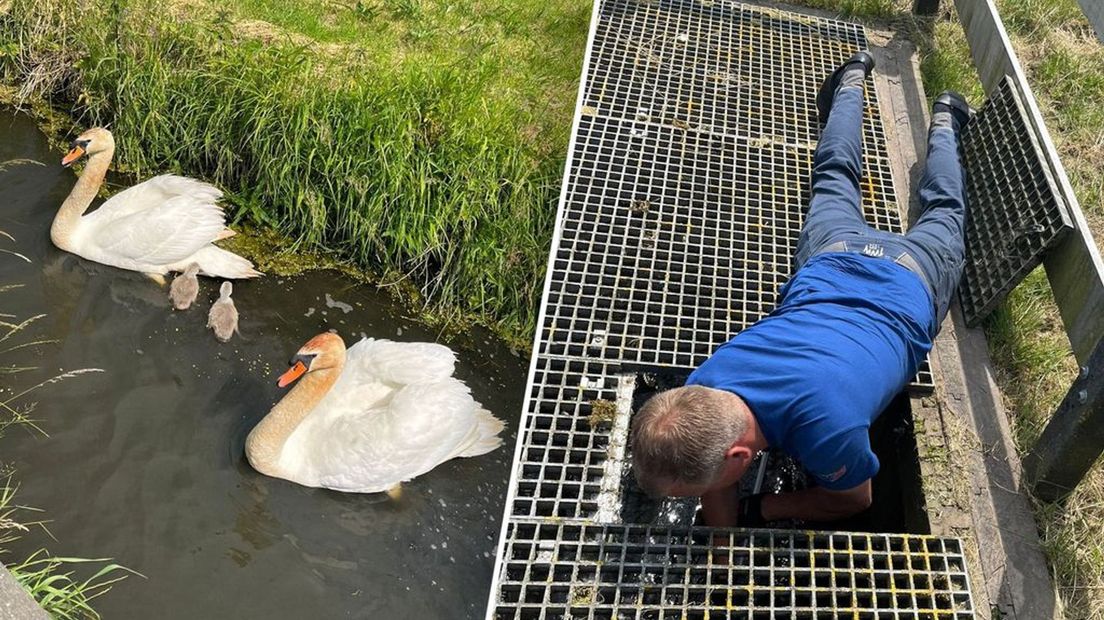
[1078,389,1089,404]
[589,329,607,350]
[1079,365,1090,380]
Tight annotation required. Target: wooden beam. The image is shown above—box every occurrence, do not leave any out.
[1023,340,1104,502]
[1077,0,1104,43]
[955,0,1104,363]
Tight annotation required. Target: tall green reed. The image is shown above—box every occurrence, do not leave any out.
[2,480,137,620]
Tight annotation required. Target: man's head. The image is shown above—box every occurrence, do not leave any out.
[631,385,756,497]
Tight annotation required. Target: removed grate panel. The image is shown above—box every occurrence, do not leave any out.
[494,519,974,619]
[959,75,1073,326]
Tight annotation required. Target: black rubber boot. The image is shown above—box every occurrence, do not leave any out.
[931,90,974,134]
[816,50,876,124]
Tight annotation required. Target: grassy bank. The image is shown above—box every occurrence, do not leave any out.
[0,0,590,345]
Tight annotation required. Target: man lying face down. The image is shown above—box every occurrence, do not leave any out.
[630,52,973,527]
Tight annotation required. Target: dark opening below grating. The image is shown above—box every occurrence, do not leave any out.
[517,363,925,530]
[959,75,1073,325]
[495,520,973,619]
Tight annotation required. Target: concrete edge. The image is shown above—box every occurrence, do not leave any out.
[0,563,49,620]
[868,33,993,620]
[932,312,1063,620]
[870,28,1061,620]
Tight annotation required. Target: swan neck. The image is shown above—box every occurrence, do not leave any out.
[245,363,343,475]
[52,149,112,249]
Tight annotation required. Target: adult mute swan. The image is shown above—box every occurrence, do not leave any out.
[245,332,505,496]
[55,128,260,280]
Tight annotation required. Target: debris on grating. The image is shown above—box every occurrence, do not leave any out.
[587,399,617,430]
[593,375,637,523]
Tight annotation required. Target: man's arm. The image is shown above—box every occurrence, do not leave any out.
[699,428,877,526]
[698,479,871,526]
[760,479,872,522]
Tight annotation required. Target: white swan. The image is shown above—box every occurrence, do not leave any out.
[245,332,505,495]
[54,128,260,280]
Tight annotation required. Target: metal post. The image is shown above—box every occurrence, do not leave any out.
[913,0,941,16]
[1077,0,1104,44]
[1023,339,1104,502]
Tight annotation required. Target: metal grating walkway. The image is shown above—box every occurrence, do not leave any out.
[498,521,973,619]
[490,0,970,617]
[542,0,933,388]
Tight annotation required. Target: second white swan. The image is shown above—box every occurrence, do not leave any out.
[245,332,505,495]
[55,127,260,280]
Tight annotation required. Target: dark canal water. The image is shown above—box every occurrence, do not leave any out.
[0,109,527,619]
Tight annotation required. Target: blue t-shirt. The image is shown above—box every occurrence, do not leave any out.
[686,252,935,490]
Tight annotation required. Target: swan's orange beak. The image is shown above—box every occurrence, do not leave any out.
[61,145,86,167]
[278,360,307,388]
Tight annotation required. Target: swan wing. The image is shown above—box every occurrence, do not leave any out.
[370,380,488,479]
[84,194,226,266]
[348,337,457,385]
[294,380,488,492]
[86,174,222,223]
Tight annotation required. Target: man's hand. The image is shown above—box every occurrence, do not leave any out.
[700,489,768,527]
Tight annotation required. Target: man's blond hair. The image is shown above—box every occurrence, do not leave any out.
[631,385,748,496]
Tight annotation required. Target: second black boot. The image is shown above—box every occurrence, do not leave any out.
[931,90,974,135]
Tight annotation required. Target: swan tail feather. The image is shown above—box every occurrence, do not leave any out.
[187,246,263,279]
[459,408,505,458]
